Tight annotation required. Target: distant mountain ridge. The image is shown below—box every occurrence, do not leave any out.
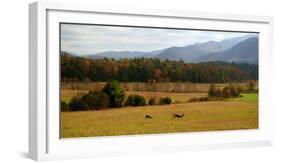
[155,34,257,62]
[81,34,258,64]
[85,49,165,60]
[197,37,258,64]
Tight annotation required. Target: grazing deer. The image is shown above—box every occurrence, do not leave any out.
[145,115,153,119]
[172,113,184,119]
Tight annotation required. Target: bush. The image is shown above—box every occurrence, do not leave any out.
[81,91,109,110]
[222,87,231,98]
[102,80,125,108]
[69,91,109,111]
[125,95,146,106]
[208,84,216,97]
[160,97,172,105]
[208,84,222,97]
[248,80,256,91]
[61,101,70,112]
[69,95,87,111]
[208,84,241,98]
[229,84,241,97]
[214,89,222,97]
[148,98,156,105]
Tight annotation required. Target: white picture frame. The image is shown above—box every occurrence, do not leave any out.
[29,1,274,161]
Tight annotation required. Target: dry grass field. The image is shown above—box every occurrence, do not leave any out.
[61,93,258,138]
[60,81,258,138]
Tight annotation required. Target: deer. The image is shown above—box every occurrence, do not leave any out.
[172,113,184,119]
[145,115,153,119]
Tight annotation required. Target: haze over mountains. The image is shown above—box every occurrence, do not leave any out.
[81,34,258,64]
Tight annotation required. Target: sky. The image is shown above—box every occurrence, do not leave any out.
[61,23,255,55]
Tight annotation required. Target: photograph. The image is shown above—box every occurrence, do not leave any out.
[60,23,259,138]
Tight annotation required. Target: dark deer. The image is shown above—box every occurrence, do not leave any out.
[172,113,184,119]
[145,115,153,119]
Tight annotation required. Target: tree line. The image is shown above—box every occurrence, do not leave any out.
[61,52,258,83]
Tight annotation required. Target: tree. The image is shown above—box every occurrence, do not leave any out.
[102,80,125,107]
[153,68,162,81]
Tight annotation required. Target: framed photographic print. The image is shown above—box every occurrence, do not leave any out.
[29,1,274,161]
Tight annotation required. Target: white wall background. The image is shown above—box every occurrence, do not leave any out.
[0,0,280,162]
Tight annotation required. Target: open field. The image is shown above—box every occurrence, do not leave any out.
[60,84,258,138]
[61,99,258,138]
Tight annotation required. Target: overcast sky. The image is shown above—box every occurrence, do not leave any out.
[61,24,255,55]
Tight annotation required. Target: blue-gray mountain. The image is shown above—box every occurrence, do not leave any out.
[197,37,258,64]
[84,34,258,64]
[155,35,257,62]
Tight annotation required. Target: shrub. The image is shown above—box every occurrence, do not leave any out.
[214,89,222,97]
[148,98,156,105]
[61,101,70,112]
[125,95,146,106]
[81,91,109,110]
[229,84,241,97]
[102,80,125,108]
[248,80,256,91]
[160,97,172,105]
[208,84,216,97]
[208,84,241,98]
[208,84,222,97]
[69,91,109,111]
[69,95,87,111]
[222,87,231,98]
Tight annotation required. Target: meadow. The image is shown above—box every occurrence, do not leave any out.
[61,98,258,138]
[60,87,258,138]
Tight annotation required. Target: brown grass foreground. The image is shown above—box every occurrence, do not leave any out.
[61,101,258,138]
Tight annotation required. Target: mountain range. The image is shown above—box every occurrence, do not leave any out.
[82,34,258,64]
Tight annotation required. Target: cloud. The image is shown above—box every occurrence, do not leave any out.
[61,24,256,55]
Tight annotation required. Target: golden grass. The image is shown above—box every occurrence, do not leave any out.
[61,101,258,138]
